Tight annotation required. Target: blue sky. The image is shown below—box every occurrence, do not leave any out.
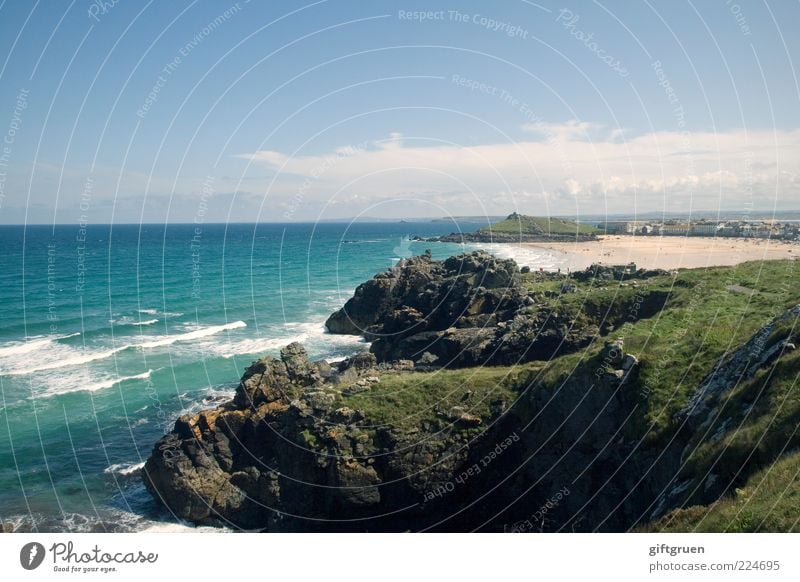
[0,0,798,223]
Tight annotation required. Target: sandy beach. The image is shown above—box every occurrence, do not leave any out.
[522,235,798,271]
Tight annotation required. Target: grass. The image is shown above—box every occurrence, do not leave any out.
[342,364,536,431]
[340,259,797,445]
[480,213,599,236]
[643,449,800,532]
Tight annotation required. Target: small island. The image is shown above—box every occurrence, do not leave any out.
[416,212,600,243]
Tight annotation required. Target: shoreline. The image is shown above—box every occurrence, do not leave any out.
[513,235,798,271]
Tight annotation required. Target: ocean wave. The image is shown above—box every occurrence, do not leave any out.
[177,386,236,417]
[2,508,230,533]
[138,320,246,348]
[139,308,183,317]
[110,317,159,326]
[104,461,145,476]
[0,332,80,358]
[5,345,129,376]
[473,243,565,271]
[2,321,247,375]
[36,370,154,398]
[213,321,366,360]
[82,370,154,393]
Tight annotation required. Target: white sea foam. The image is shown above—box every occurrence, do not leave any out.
[2,322,247,376]
[177,386,236,417]
[5,345,130,376]
[110,317,159,326]
[472,243,566,271]
[138,309,183,317]
[104,461,145,476]
[36,369,154,398]
[83,370,154,393]
[138,521,231,533]
[216,335,307,359]
[213,321,366,360]
[138,320,246,348]
[0,332,80,358]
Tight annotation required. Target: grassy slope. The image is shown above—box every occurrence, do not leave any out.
[338,259,798,530]
[643,450,800,532]
[480,214,599,235]
[523,260,798,439]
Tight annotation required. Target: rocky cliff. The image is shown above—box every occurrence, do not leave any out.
[143,252,800,532]
[325,250,667,367]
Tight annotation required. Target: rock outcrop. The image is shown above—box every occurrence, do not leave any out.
[143,336,660,531]
[325,250,666,368]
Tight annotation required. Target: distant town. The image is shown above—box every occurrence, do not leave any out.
[598,219,800,241]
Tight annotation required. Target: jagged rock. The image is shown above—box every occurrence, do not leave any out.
[233,356,290,408]
[281,342,316,384]
[603,339,625,366]
[417,351,439,365]
[621,354,638,371]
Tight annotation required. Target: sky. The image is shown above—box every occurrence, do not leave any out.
[0,0,798,224]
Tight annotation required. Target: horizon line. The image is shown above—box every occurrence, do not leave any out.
[3,209,800,227]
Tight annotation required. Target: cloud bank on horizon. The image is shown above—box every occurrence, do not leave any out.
[243,123,799,220]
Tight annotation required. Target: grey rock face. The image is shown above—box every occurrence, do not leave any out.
[326,250,611,367]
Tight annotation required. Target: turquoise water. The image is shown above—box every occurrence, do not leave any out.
[0,222,483,532]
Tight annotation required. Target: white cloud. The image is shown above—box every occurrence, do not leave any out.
[240,123,800,218]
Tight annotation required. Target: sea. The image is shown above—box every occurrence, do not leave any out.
[0,221,561,532]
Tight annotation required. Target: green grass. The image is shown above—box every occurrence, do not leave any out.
[517,260,798,440]
[480,213,599,236]
[643,449,800,532]
[342,364,536,430]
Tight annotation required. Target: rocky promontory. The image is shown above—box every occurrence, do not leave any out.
[143,252,800,532]
[325,250,667,367]
[415,213,600,243]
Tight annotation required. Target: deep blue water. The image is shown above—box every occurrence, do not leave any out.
[0,221,493,532]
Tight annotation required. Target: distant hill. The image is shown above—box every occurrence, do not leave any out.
[418,212,599,243]
[480,212,599,236]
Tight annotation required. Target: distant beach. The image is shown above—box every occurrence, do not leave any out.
[520,235,798,271]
